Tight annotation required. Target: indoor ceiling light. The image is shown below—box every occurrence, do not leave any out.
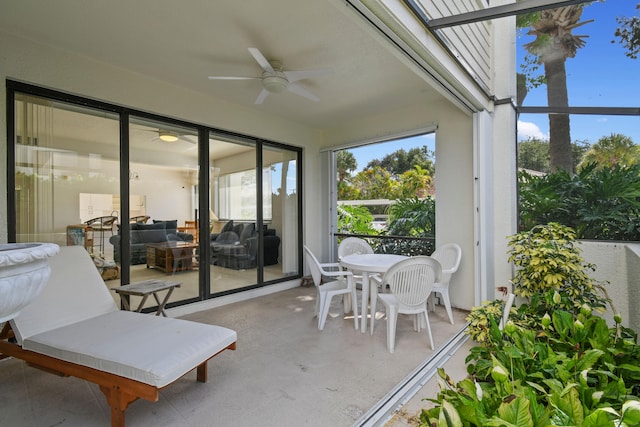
[159,131,179,142]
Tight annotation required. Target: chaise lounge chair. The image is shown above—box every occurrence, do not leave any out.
[0,246,237,427]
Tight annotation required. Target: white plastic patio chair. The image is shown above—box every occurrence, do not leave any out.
[338,237,382,288]
[427,243,462,324]
[338,237,374,258]
[373,256,441,353]
[304,246,359,331]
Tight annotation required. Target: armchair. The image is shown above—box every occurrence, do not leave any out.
[210,221,281,269]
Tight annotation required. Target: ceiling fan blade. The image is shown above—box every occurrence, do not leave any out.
[284,68,333,83]
[248,48,275,73]
[180,135,198,144]
[287,83,319,102]
[208,76,259,80]
[255,88,269,105]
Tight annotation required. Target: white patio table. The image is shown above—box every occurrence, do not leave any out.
[340,253,407,334]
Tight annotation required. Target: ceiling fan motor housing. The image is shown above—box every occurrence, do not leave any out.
[262,72,288,93]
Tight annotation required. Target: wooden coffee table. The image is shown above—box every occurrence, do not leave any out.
[146,241,198,274]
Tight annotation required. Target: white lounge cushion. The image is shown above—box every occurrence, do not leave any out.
[11,246,118,344]
[11,245,237,388]
[23,310,237,387]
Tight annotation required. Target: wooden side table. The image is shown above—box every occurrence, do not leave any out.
[112,279,182,316]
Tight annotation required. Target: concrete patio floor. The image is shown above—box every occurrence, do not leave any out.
[0,285,470,426]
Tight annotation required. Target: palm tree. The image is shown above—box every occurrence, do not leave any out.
[522,5,593,173]
[336,150,357,183]
[399,165,433,198]
[578,133,640,170]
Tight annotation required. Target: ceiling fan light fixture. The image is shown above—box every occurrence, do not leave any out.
[262,75,288,93]
[159,131,179,142]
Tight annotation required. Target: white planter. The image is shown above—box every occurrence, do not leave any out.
[0,242,60,323]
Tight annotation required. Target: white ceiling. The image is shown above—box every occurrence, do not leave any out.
[0,0,444,131]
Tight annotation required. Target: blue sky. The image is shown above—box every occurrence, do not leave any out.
[351,2,639,170]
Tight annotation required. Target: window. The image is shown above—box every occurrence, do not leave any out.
[216,168,272,221]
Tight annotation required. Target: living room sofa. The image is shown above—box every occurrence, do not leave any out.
[109,220,194,265]
[210,221,280,270]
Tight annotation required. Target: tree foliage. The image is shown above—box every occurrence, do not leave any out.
[397,165,433,198]
[336,204,377,235]
[380,197,436,256]
[387,197,435,237]
[518,138,589,173]
[336,150,357,183]
[519,163,640,240]
[350,165,398,200]
[339,145,434,203]
[614,3,640,59]
[337,180,359,201]
[518,138,551,173]
[578,133,640,171]
[365,146,434,178]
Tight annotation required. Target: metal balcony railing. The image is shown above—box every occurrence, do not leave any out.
[335,233,436,256]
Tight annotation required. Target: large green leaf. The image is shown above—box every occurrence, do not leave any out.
[523,388,551,427]
[439,400,463,427]
[484,396,534,427]
[550,387,584,426]
[621,400,640,425]
[619,363,640,380]
[572,349,604,372]
[552,310,574,336]
[582,409,616,427]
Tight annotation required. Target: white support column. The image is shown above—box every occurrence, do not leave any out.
[489,0,519,300]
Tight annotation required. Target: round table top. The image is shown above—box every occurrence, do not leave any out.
[339,253,407,273]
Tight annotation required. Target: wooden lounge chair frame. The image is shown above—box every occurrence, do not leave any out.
[0,247,237,427]
[0,322,235,426]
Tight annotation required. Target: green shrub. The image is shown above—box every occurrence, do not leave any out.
[518,164,640,241]
[336,204,378,235]
[422,223,640,426]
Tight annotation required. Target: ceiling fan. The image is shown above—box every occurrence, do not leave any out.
[208,47,332,104]
[152,130,197,144]
[136,128,197,145]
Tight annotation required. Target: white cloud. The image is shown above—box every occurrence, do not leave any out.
[517,120,548,141]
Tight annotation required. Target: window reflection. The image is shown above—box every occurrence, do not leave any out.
[14,94,120,251]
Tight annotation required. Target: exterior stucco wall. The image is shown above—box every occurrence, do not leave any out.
[580,241,639,330]
[435,107,475,311]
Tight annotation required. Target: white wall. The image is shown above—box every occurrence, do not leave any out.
[580,241,639,329]
[130,166,193,223]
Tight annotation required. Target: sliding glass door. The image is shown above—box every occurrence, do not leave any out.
[14,94,120,256]
[118,116,201,305]
[263,144,300,280]
[209,133,258,293]
[9,82,303,310]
